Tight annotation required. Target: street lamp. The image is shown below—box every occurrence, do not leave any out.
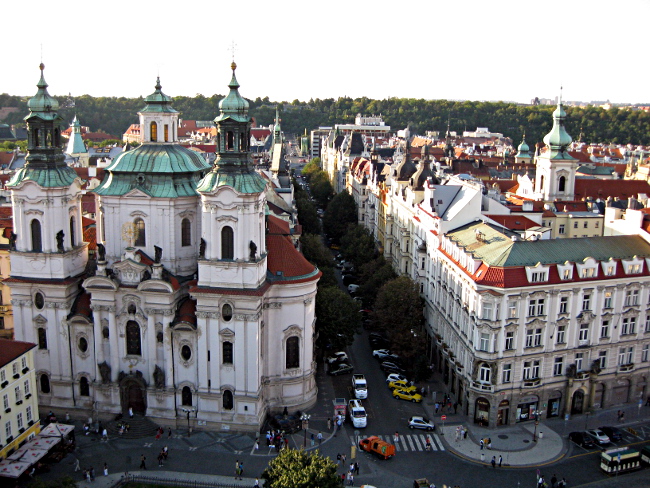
[301,413,311,448]
[532,411,539,442]
[181,407,196,437]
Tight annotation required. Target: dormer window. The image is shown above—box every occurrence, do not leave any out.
[627,264,641,274]
[531,272,547,282]
[605,266,615,276]
[581,268,596,278]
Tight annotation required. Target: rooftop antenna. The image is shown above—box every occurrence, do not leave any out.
[559,85,563,104]
[229,40,237,62]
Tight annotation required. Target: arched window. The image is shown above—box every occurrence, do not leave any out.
[134,218,146,247]
[286,336,300,369]
[54,128,60,146]
[69,216,76,247]
[226,131,234,150]
[221,226,234,260]
[182,386,192,406]
[150,121,158,142]
[126,321,142,355]
[33,128,39,147]
[540,175,545,191]
[79,377,90,396]
[40,374,50,394]
[37,327,47,350]
[558,175,566,192]
[164,124,169,142]
[31,219,42,252]
[222,390,233,410]
[222,341,233,364]
[181,218,191,247]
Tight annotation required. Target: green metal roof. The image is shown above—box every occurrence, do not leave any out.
[214,63,250,123]
[140,78,177,114]
[542,101,574,160]
[196,169,267,194]
[447,222,650,267]
[93,144,210,197]
[7,165,77,188]
[25,63,60,117]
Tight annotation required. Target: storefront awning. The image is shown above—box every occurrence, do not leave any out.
[39,423,74,437]
[0,460,31,478]
[23,436,61,450]
[7,447,49,464]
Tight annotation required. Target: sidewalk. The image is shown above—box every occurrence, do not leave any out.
[439,421,564,468]
[79,471,263,488]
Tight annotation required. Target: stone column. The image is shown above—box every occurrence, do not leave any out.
[108,309,119,382]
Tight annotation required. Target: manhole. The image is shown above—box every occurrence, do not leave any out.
[497,434,508,440]
[523,439,530,443]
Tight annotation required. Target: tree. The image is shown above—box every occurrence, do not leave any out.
[358,256,397,307]
[309,172,334,208]
[296,194,321,235]
[374,277,425,373]
[300,234,333,269]
[322,191,357,244]
[315,286,360,350]
[340,224,376,271]
[26,476,78,488]
[261,448,340,488]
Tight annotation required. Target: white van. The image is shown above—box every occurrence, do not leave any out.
[348,399,367,428]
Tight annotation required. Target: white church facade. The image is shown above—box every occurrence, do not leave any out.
[7,63,320,431]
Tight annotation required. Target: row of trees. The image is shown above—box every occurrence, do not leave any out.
[3,91,650,145]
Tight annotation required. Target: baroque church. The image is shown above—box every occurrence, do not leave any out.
[7,63,320,431]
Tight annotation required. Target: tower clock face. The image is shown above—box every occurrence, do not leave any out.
[121,222,139,247]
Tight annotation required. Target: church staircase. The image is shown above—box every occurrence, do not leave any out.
[104,414,160,440]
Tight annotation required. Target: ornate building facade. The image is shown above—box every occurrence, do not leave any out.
[8,64,320,431]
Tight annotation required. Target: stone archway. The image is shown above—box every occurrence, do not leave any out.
[571,389,585,415]
[120,374,147,415]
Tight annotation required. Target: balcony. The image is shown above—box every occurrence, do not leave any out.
[575,371,590,380]
[0,306,9,313]
[523,378,541,387]
[471,381,494,392]
[618,363,634,373]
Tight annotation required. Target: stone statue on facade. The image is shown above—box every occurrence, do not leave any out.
[97,243,106,262]
[8,232,16,251]
[154,245,163,264]
[153,365,165,388]
[56,230,65,252]
[98,361,111,384]
[199,238,206,258]
[249,240,257,261]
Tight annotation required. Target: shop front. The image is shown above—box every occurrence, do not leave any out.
[546,391,562,418]
[516,395,539,422]
[497,399,509,426]
[474,397,490,426]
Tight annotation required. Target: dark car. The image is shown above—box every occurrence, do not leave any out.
[598,426,623,442]
[380,361,406,375]
[568,431,595,448]
[328,362,353,376]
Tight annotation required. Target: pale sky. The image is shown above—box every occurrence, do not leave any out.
[3,0,649,105]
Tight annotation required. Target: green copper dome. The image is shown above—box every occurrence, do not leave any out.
[516,136,530,156]
[215,63,249,123]
[26,63,60,121]
[543,100,573,160]
[140,78,177,114]
[94,144,211,197]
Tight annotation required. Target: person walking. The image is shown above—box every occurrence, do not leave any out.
[254,479,260,488]
[393,431,399,444]
[487,438,492,450]
[139,455,147,470]
[103,463,108,476]
[327,418,332,430]
[74,458,81,472]
[235,460,240,480]
[157,452,164,467]
[89,467,95,481]
[491,456,496,468]
[480,439,484,450]
[167,427,172,439]
[354,462,359,475]
[498,455,502,467]
[102,428,108,442]
[348,473,354,486]
[551,474,557,488]
[239,461,244,477]
[317,431,323,445]
[129,407,134,419]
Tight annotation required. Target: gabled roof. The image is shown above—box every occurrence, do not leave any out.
[574,178,650,200]
[484,214,539,231]
[266,215,320,283]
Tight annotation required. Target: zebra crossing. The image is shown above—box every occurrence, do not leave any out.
[350,433,445,452]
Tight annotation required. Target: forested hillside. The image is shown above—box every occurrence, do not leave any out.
[1,92,649,146]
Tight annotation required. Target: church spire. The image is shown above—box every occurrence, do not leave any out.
[542,93,574,160]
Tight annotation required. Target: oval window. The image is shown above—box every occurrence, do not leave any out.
[222,304,233,321]
[181,345,192,361]
[78,337,88,353]
[34,293,45,310]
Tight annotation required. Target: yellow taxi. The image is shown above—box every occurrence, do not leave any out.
[388,380,417,393]
[392,388,423,403]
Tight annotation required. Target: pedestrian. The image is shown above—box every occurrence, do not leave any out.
[163,445,168,460]
[139,455,146,470]
[239,461,244,477]
[168,427,172,439]
[498,455,502,467]
[480,438,484,450]
[551,474,557,488]
[102,428,108,442]
[255,440,259,450]
[235,460,239,479]
[74,458,81,472]
[129,407,134,419]
[90,467,95,481]
[425,437,431,451]
[480,452,485,463]
[435,402,439,414]
[394,431,399,444]
[336,453,341,465]
[284,437,289,449]
[617,410,622,422]
[157,452,163,467]
[491,456,496,468]
[85,470,91,483]
[254,479,260,488]
[464,429,468,440]
[487,437,492,450]
[620,411,625,422]
[560,477,567,488]
[349,462,354,473]
[327,417,332,430]
[65,412,70,423]
[341,473,346,484]
[354,462,359,475]
[317,431,323,445]
[348,473,354,486]
[103,463,108,476]
[310,433,315,447]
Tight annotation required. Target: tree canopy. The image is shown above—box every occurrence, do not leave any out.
[322,191,357,244]
[340,224,376,271]
[261,448,340,488]
[315,286,360,350]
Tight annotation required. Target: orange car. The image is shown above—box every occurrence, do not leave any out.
[358,436,395,460]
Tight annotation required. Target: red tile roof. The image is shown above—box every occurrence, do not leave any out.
[0,339,36,367]
[83,226,97,251]
[70,291,92,320]
[0,152,14,167]
[0,207,12,219]
[81,194,96,214]
[574,179,650,200]
[485,215,539,230]
[266,215,319,282]
[175,298,197,327]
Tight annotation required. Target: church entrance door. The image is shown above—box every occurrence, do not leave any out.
[128,384,146,414]
[120,375,147,415]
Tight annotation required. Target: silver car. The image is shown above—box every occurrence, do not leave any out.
[408,416,435,431]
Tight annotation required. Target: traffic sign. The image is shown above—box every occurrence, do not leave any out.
[441,415,447,420]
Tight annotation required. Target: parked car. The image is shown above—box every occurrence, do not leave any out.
[388,380,416,392]
[348,284,360,294]
[598,426,623,442]
[408,416,435,431]
[393,389,422,403]
[381,362,406,375]
[372,349,391,359]
[568,431,595,448]
[326,352,348,364]
[585,429,610,446]
[385,373,408,384]
[327,362,353,376]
